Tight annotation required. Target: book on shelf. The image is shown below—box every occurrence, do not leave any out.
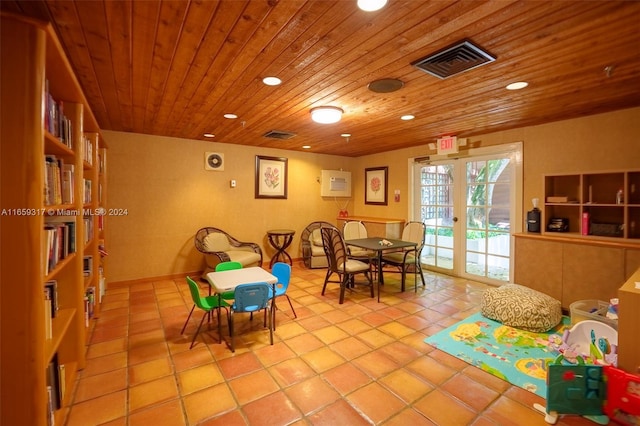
[46,354,61,411]
[83,296,89,327]
[43,219,75,275]
[83,134,93,165]
[546,196,577,203]
[46,385,55,426]
[44,280,58,318]
[83,255,93,277]
[44,155,63,206]
[44,82,73,149]
[98,149,106,173]
[44,289,52,340]
[99,266,106,303]
[83,179,92,204]
[61,163,74,204]
[85,286,96,320]
[58,363,66,404]
[83,216,93,245]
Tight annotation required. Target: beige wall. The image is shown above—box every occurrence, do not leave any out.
[105,107,640,282]
[104,132,353,281]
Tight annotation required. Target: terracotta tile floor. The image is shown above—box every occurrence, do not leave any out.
[65,262,594,425]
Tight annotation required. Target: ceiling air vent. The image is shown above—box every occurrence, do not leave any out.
[412,40,495,79]
[263,130,297,140]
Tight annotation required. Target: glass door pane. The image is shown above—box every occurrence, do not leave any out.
[418,163,455,272]
[464,158,511,282]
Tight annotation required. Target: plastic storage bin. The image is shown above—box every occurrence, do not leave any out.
[570,299,618,330]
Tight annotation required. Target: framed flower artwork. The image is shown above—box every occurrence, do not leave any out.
[255,155,288,199]
[365,166,388,205]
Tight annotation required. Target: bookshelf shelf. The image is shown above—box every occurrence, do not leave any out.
[1,12,107,425]
[45,133,74,155]
[44,308,76,362]
[45,254,76,282]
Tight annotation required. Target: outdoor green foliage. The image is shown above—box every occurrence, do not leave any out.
[466,159,509,228]
[425,227,505,239]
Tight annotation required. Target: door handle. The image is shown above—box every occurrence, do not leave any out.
[453,217,458,222]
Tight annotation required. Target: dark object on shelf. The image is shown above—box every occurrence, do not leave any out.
[547,218,569,232]
[591,222,624,237]
[527,208,541,233]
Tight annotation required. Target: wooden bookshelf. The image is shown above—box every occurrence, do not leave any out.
[1,12,106,426]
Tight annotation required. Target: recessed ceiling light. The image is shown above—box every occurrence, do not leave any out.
[262,76,282,86]
[223,113,238,119]
[203,133,215,138]
[506,81,528,90]
[357,0,388,12]
[341,133,351,138]
[302,145,311,149]
[401,115,415,120]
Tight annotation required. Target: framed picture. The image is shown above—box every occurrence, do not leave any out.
[365,166,388,205]
[255,155,288,199]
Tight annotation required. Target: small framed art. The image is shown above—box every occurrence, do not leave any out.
[365,166,388,205]
[255,155,288,199]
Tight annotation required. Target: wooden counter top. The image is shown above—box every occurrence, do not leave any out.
[336,216,405,224]
[514,232,640,250]
[337,216,405,239]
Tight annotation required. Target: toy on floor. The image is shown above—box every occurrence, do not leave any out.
[534,336,640,425]
[533,362,609,425]
[548,320,618,366]
[603,365,640,426]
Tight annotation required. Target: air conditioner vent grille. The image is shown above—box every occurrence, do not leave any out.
[412,40,495,79]
[263,130,297,140]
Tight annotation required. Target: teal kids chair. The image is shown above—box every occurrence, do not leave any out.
[271,262,296,323]
[181,276,229,349]
[228,282,272,352]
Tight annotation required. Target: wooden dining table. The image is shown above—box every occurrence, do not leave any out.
[344,237,417,302]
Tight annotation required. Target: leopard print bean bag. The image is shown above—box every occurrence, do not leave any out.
[481,284,562,332]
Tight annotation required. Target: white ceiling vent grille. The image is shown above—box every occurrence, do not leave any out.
[412,40,495,79]
[263,130,297,140]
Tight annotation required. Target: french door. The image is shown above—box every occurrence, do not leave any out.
[411,143,522,284]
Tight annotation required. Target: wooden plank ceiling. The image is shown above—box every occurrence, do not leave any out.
[3,0,640,157]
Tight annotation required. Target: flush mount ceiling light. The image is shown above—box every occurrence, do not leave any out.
[223,113,238,119]
[357,0,387,12]
[203,133,215,138]
[506,81,528,90]
[262,76,282,86]
[310,106,343,124]
[401,114,415,120]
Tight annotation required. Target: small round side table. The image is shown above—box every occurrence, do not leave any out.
[267,229,296,268]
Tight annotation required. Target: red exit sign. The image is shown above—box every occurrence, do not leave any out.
[437,136,458,155]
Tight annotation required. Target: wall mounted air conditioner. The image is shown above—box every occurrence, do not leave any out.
[321,170,352,197]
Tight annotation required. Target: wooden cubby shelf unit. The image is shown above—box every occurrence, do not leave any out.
[543,170,640,242]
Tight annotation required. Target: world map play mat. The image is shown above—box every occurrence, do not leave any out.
[425,312,571,398]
